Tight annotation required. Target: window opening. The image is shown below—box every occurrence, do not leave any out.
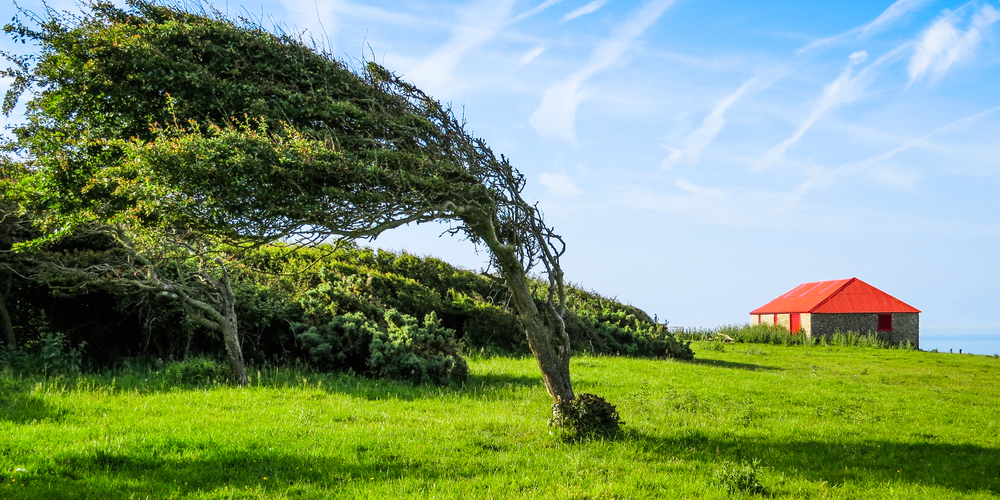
[877,314,893,331]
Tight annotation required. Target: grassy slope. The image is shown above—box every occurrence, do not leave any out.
[1,345,998,499]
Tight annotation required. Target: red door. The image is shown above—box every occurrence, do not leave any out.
[790,313,801,334]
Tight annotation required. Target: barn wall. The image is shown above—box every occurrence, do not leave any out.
[801,313,812,336]
[887,313,919,348]
[810,313,919,347]
[776,314,791,330]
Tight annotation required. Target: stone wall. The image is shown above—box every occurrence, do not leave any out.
[810,313,919,348]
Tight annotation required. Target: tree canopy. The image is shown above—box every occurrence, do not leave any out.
[3,0,577,403]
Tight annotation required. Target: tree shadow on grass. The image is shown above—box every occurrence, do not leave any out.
[466,373,541,389]
[5,443,445,499]
[688,358,782,371]
[624,428,1000,495]
[0,381,69,423]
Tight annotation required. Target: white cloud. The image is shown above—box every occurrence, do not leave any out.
[406,0,518,93]
[562,0,607,23]
[539,173,584,196]
[908,5,1000,85]
[516,45,546,67]
[529,0,675,142]
[800,105,1000,193]
[277,0,342,43]
[511,0,567,23]
[662,77,757,168]
[675,178,724,196]
[757,51,869,169]
[862,0,933,36]
[798,0,932,53]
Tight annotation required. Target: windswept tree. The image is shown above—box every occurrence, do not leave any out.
[4,1,577,404]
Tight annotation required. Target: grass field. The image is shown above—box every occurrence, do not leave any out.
[1,343,999,499]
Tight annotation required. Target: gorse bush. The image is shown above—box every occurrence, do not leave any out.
[296,270,468,385]
[368,310,469,385]
[297,309,468,385]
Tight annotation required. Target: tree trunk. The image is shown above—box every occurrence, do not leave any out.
[0,291,15,349]
[0,274,15,349]
[216,263,248,385]
[466,212,574,404]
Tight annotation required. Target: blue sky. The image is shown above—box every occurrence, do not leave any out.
[3,0,1000,349]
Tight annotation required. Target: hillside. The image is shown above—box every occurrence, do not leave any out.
[1,241,691,380]
[1,344,997,498]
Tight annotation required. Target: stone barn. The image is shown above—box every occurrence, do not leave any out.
[750,278,920,347]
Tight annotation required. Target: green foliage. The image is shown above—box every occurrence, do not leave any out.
[713,323,810,345]
[368,311,469,385]
[1,313,86,375]
[297,312,381,374]
[561,287,693,360]
[551,393,625,441]
[830,329,888,348]
[713,459,767,496]
[694,324,918,350]
[296,267,468,385]
[164,356,232,385]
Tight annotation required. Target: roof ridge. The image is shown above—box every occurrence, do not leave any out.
[806,277,855,313]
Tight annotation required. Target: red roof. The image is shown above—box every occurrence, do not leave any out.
[750,278,920,314]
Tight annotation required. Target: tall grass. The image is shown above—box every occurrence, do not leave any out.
[681,323,917,349]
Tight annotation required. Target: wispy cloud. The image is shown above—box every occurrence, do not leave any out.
[798,0,932,53]
[908,4,1000,85]
[540,173,584,196]
[406,0,518,93]
[662,77,757,169]
[562,0,607,23]
[799,105,1000,193]
[516,45,546,67]
[530,0,675,142]
[757,45,912,170]
[510,0,567,23]
[675,178,724,196]
[757,51,871,169]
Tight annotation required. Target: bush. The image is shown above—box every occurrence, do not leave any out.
[1,313,86,375]
[297,308,469,385]
[164,356,232,384]
[297,311,380,374]
[368,310,469,385]
[551,393,624,441]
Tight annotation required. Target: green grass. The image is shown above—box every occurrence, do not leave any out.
[1,344,999,499]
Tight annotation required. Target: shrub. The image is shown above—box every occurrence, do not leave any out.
[368,310,469,385]
[297,311,380,374]
[713,459,766,496]
[164,356,232,384]
[2,313,87,375]
[551,393,624,441]
[297,308,469,385]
